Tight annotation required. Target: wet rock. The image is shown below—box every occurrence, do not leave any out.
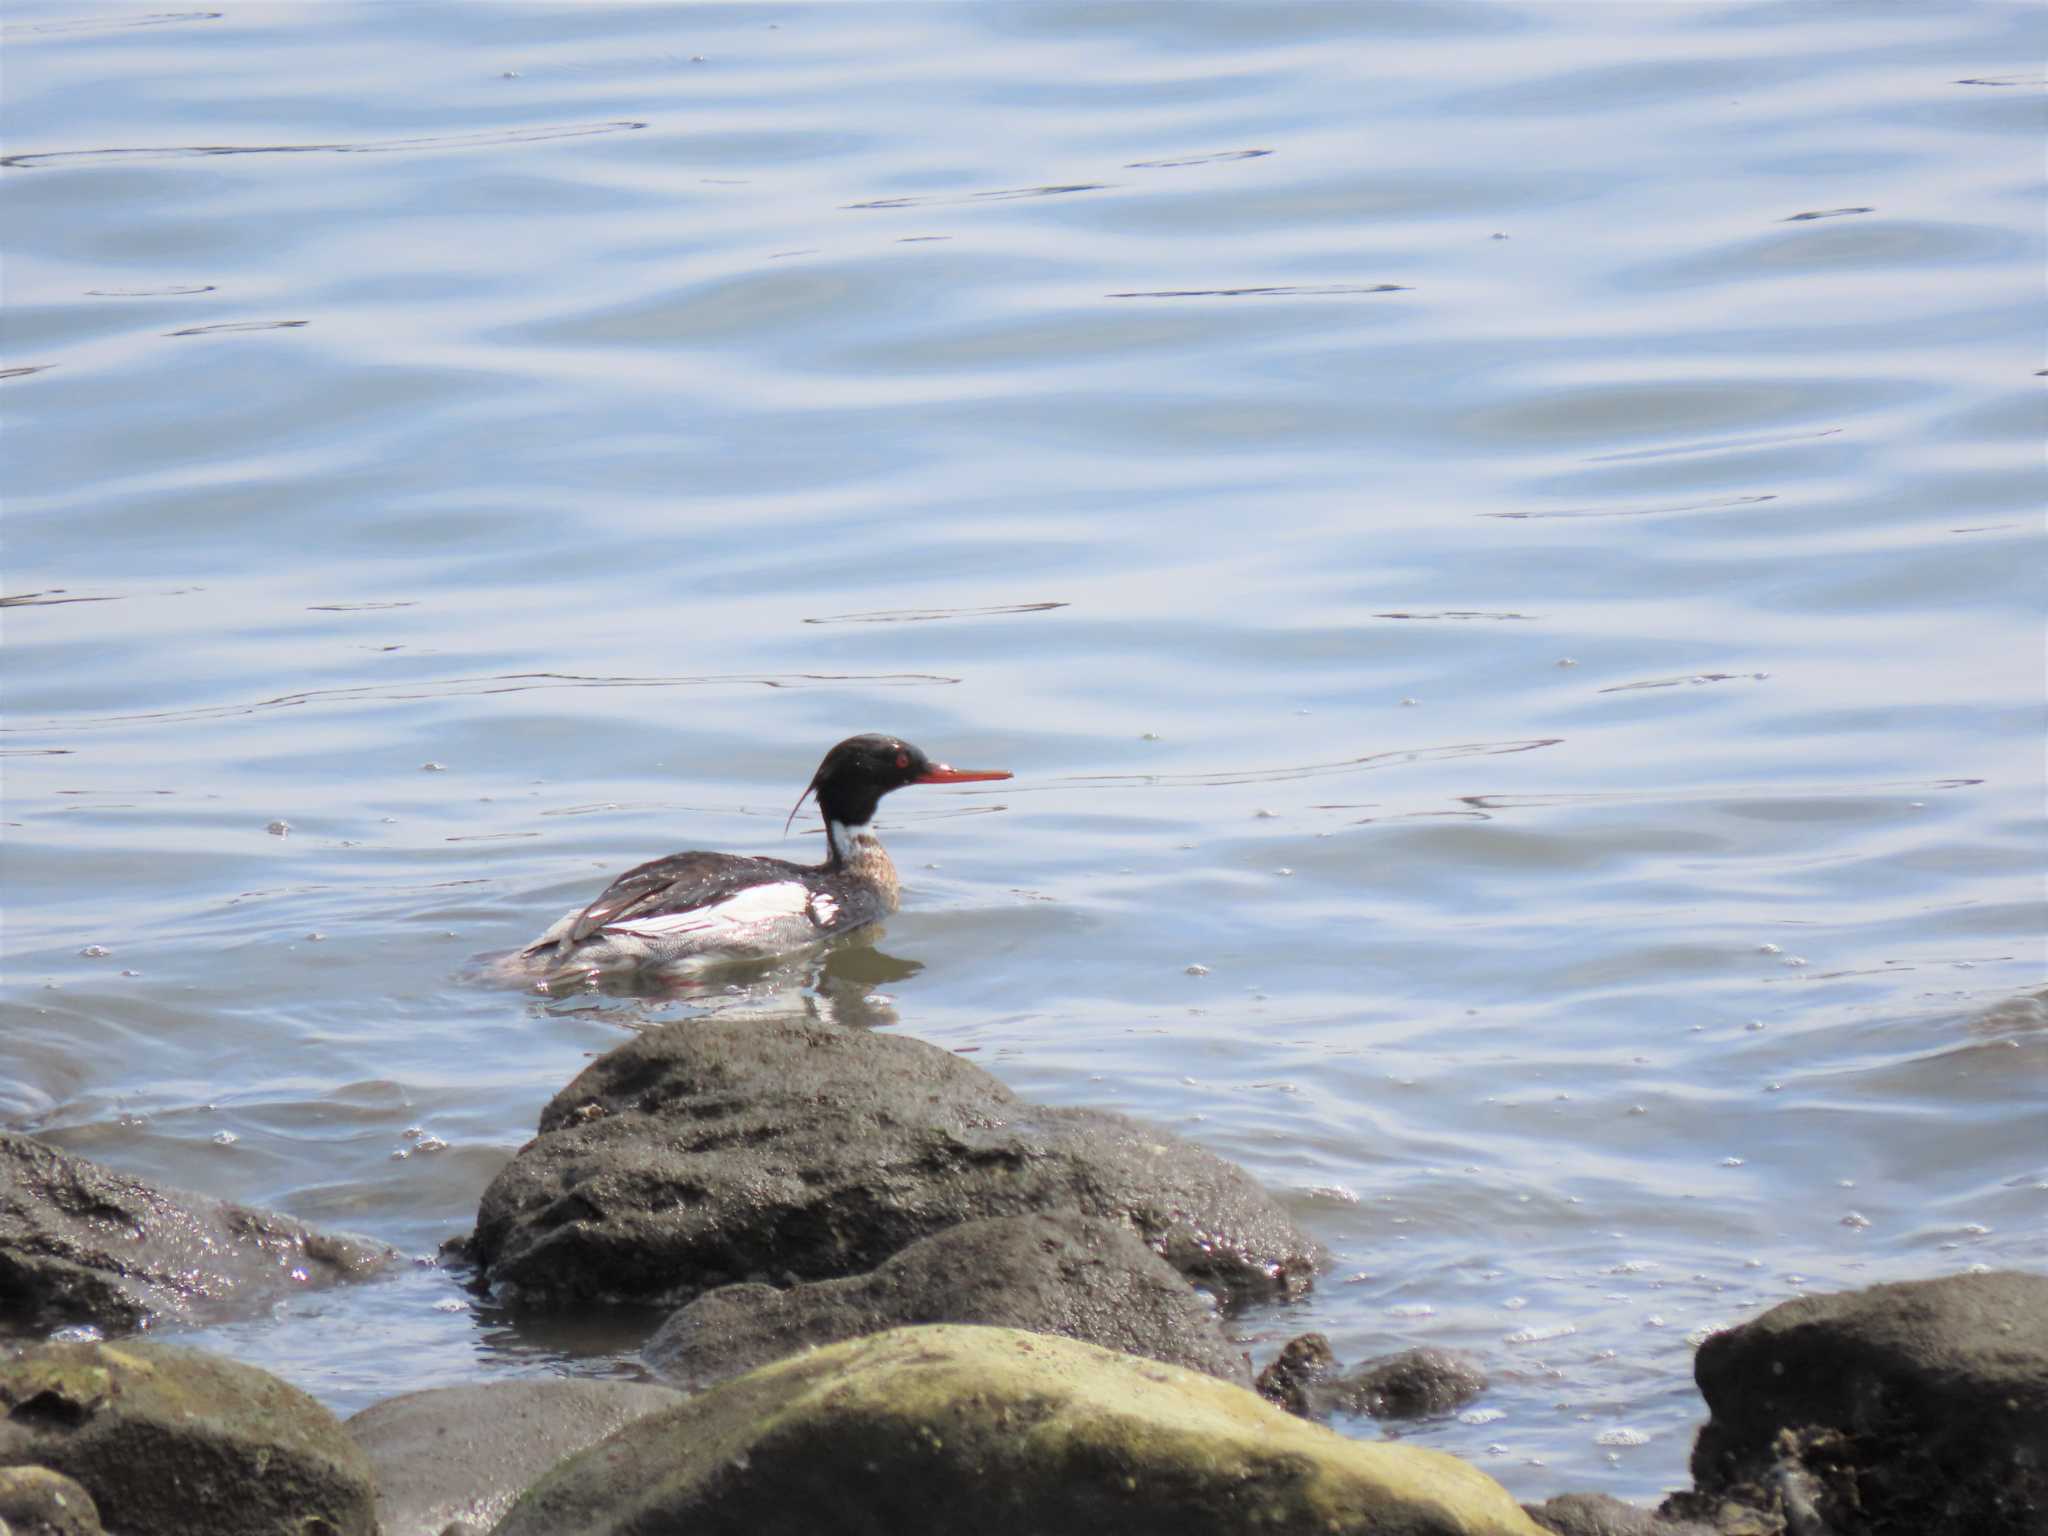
[494,1324,1549,1536]
[0,1465,104,1536]
[468,1016,1321,1310]
[1258,1333,1487,1420]
[1332,1345,1489,1419]
[343,1378,682,1536]
[646,1210,1251,1390]
[1526,1491,1717,1536]
[1256,1330,1338,1415]
[0,1339,376,1536]
[0,1132,396,1338]
[1667,1269,2048,1536]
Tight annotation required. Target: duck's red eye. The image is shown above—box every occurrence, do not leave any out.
[896,752,910,769]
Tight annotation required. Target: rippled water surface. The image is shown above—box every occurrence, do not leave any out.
[4,1,2044,1503]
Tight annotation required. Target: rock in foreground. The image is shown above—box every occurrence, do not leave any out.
[344,1378,683,1536]
[496,1324,1547,1536]
[0,1131,395,1338]
[469,1016,1321,1310]
[1674,1269,2048,1536]
[0,1339,377,1536]
[646,1211,1251,1390]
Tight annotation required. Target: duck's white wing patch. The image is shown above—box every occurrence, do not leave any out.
[604,881,811,937]
[808,892,838,925]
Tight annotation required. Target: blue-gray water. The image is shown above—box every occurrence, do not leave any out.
[3,1,2043,1504]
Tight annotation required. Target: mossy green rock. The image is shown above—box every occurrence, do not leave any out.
[0,1340,375,1536]
[497,1324,1546,1536]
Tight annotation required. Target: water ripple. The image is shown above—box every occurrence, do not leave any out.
[2,120,645,170]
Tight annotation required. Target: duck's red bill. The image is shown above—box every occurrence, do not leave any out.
[914,765,1011,784]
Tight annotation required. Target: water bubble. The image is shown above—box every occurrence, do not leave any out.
[79,945,111,958]
[434,1298,466,1313]
[1595,1427,1650,1447]
[1461,1407,1506,1425]
[1400,697,1419,707]
[1746,1019,1766,1031]
[1503,1296,1528,1311]
[1184,963,1210,976]
[1721,1156,1745,1168]
[421,762,446,772]
[49,1323,104,1344]
[1757,943,1781,955]
[266,820,291,837]
[1841,1211,1871,1229]
[211,1130,238,1146]
[1783,956,1808,968]
[1253,808,1277,819]
[1555,657,1577,667]
[1274,867,1294,877]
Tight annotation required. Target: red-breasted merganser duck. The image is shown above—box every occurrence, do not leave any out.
[520,734,1009,979]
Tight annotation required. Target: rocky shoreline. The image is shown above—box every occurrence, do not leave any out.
[3,1017,2042,1536]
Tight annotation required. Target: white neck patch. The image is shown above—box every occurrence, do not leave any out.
[828,819,875,863]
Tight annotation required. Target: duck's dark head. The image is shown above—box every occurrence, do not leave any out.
[784,734,1010,851]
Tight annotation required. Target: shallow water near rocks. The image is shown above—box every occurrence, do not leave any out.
[3,1,2044,1505]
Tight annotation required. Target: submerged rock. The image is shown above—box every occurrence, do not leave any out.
[1257,1332,1487,1420]
[0,1339,377,1536]
[0,1131,396,1338]
[1525,1491,1717,1536]
[646,1210,1252,1390]
[495,1324,1549,1536]
[1669,1269,2048,1536]
[343,1378,683,1536]
[467,1016,1321,1310]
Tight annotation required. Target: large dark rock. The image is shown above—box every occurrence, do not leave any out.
[646,1210,1252,1389]
[467,1016,1321,1311]
[0,1339,377,1536]
[494,1324,1549,1536]
[1672,1269,2048,1536]
[0,1132,395,1338]
[343,1378,682,1536]
[1256,1332,1487,1421]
